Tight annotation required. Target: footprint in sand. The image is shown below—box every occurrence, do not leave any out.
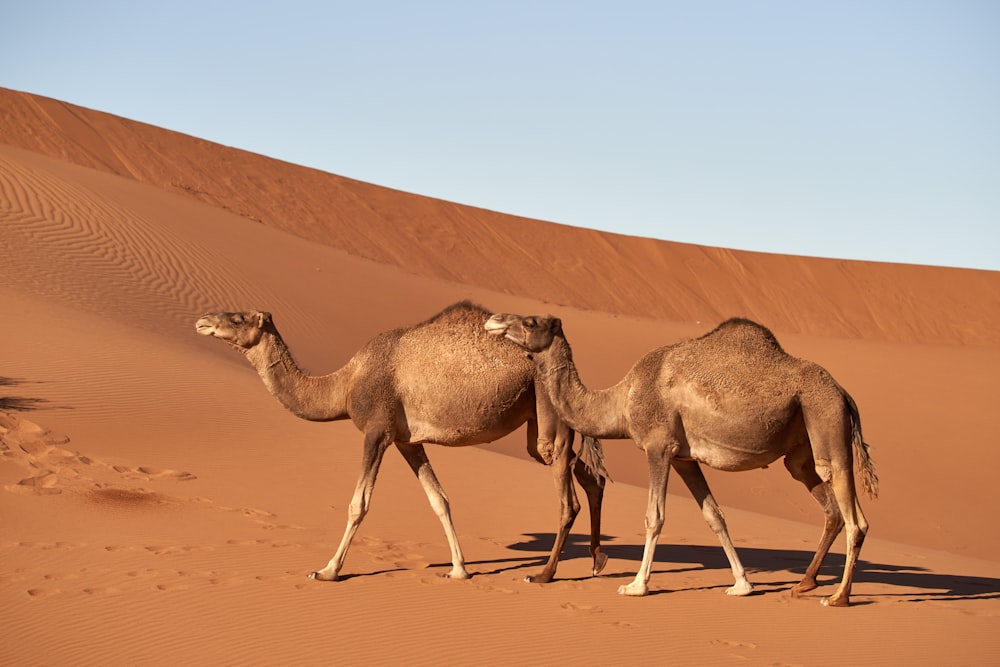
[607,621,639,630]
[226,538,269,547]
[355,535,432,571]
[144,544,215,556]
[2,413,196,498]
[469,578,518,594]
[560,601,602,613]
[26,587,60,598]
[711,639,758,650]
[125,569,160,579]
[6,471,62,495]
[136,466,197,481]
[112,465,197,482]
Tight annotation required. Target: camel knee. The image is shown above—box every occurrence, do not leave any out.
[644,511,664,534]
[847,522,867,550]
[814,463,833,483]
[427,492,452,520]
[346,501,367,525]
[535,438,556,465]
[701,499,728,535]
[560,501,580,529]
[825,512,845,535]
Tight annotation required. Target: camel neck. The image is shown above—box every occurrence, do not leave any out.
[535,335,629,439]
[245,331,351,422]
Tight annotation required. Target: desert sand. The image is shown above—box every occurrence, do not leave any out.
[1,88,998,665]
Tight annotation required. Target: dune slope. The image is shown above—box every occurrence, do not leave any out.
[2,89,998,665]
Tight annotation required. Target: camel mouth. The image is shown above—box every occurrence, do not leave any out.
[195,319,217,336]
[483,316,508,336]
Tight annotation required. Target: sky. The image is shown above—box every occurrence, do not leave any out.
[3,1,998,271]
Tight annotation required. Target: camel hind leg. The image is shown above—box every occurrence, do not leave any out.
[527,425,581,583]
[310,429,392,581]
[394,442,470,580]
[801,402,870,607]
[783,443,844,596]
[672,459,753,596]
[573,454,608,575]
[821,462,869,606]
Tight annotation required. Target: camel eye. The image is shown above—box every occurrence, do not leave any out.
[525,318,537,328]
[231,314,244,325]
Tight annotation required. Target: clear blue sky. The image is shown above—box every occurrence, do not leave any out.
[4,1,998,271]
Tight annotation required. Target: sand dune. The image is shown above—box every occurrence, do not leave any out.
[2,88,998,665]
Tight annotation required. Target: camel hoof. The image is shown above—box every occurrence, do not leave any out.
[308,571,338,582]
[726,580,754,597]
[821,595,849,607]
[592,551,609,576]
[444,569,471,580]
[617,582,649,597]
[525,572,554,584]
[790,579,817,598]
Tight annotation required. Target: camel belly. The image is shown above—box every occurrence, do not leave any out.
[400,419,521,447]
[678,438,783,472]
[395,395,535,447]
[675,405,807,472]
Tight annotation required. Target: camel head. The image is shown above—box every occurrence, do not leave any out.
[485,313,562,353]
[195,310,274,350]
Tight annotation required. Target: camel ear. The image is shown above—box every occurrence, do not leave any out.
[552,317,562,335]
[256,312,272,329]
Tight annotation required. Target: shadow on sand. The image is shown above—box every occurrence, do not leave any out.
[484,532,1000,602]
[0,376,58,412]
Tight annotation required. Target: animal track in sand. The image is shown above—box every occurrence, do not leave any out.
[469,578,518,595]
[606,621,639,630]
[9,538,312,599]
[1,413,294,530]
[355,535,432,571]
[113,465,197,482]
[711,639,758,649]
[2,412,197,500]
[26,587,60,598]
[144,544,215,556]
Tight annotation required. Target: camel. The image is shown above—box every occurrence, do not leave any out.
[195,301,609,583]
[485,313,878,607]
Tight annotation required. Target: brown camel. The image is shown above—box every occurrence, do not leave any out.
[485,313,878,606]
[196,301,609,583]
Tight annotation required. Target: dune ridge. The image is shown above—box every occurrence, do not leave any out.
[2,88,999,665]
[3,87,997,346]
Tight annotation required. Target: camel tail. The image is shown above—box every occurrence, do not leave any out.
[844,391,879,500]
[579,435,612,483]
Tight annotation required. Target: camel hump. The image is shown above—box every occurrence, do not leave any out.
[702,317,786,353]
[418,300,492,328]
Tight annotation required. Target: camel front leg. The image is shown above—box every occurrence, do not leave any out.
[672,459,753,596]
[310,430,391,581]
[395,443,470,580]
[619,440,676,597]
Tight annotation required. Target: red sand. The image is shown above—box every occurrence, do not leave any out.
[2,88,998,665]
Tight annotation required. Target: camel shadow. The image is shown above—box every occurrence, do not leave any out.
[502,532,1000,601]
[336,554,545,582]
[0,376,60,412]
